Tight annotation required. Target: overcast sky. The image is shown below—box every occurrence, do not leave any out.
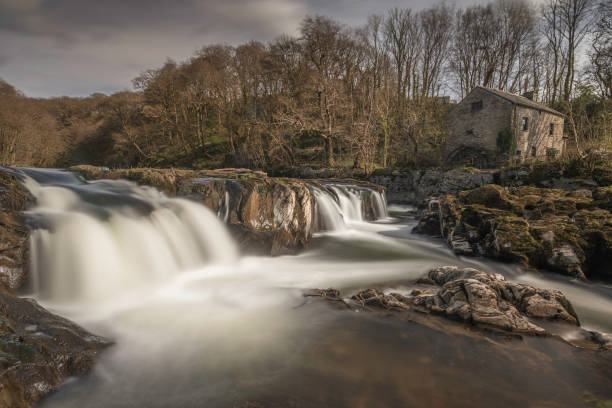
[0,0,485,98]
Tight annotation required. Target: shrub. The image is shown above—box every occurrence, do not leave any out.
[496,128,515,154]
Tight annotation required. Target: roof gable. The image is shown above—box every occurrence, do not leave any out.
[471,86,563,117]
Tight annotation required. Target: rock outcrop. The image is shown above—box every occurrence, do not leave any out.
[0,168,32,293]
[352,266,578,336]
[414,184,612,280]
[0,291,111,407]
[311,266,611,350]
[367,159,612,206]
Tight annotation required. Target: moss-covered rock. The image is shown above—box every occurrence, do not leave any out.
[415,184,612,280]
[458,184,521,214]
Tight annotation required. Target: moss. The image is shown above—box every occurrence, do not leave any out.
[493,216,543,264]
[582,391,612,408]
[459,185,514,210]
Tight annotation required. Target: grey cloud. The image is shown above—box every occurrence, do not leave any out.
[0,0,485,97]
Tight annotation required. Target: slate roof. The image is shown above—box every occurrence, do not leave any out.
[475,86,564,117]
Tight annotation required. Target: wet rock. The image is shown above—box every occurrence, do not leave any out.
[0,169,32,293]
[0,291,110,407]
[181,176,314,255]
[315,266,579,337]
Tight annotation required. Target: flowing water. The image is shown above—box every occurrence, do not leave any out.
[13,168,612,407]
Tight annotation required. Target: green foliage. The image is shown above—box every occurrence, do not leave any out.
[496,128,515,154]
[583,391,612,408]
[546,148,559,158]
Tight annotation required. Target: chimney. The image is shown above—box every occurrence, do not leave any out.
[522,90,538,101]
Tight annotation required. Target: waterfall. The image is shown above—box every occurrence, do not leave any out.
[21,169,238,303]
[312,183,388,232]
[312,187,347,231]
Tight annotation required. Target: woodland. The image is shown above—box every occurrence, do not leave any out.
[1,0,610,172]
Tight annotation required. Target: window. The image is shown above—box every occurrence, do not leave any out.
[531,146,537,157]
[471,101,483,112]
[549,123,554,135]
[516,150,522,157]
[521,117,529,131]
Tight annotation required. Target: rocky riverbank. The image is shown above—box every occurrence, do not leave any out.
[369,167,495,204]
[368,160,612,205]
[413,184,612,280]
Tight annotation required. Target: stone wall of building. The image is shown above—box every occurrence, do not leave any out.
[513,106,565,160]
[445,88,513,166]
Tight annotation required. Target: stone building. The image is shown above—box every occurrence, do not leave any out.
[445,86,565,167]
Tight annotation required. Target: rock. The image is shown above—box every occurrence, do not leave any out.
[415,185,612,280]
[368,168,494,204]
[0,169,32,293]
[458,184,521,213]
[334,266,578,336]
[0,291,110,407]
[67,164,106,180]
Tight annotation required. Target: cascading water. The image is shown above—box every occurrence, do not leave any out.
[22,168,238,303]
[312,183,389,232]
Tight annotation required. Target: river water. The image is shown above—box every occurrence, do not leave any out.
[15,168,612,407]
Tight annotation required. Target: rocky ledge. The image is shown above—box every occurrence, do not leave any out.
[414,184,612,280]
[69,165,385,255]
[0,291,111,407]
[310,266,611,350]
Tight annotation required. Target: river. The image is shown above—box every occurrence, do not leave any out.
[15,168,612,407]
